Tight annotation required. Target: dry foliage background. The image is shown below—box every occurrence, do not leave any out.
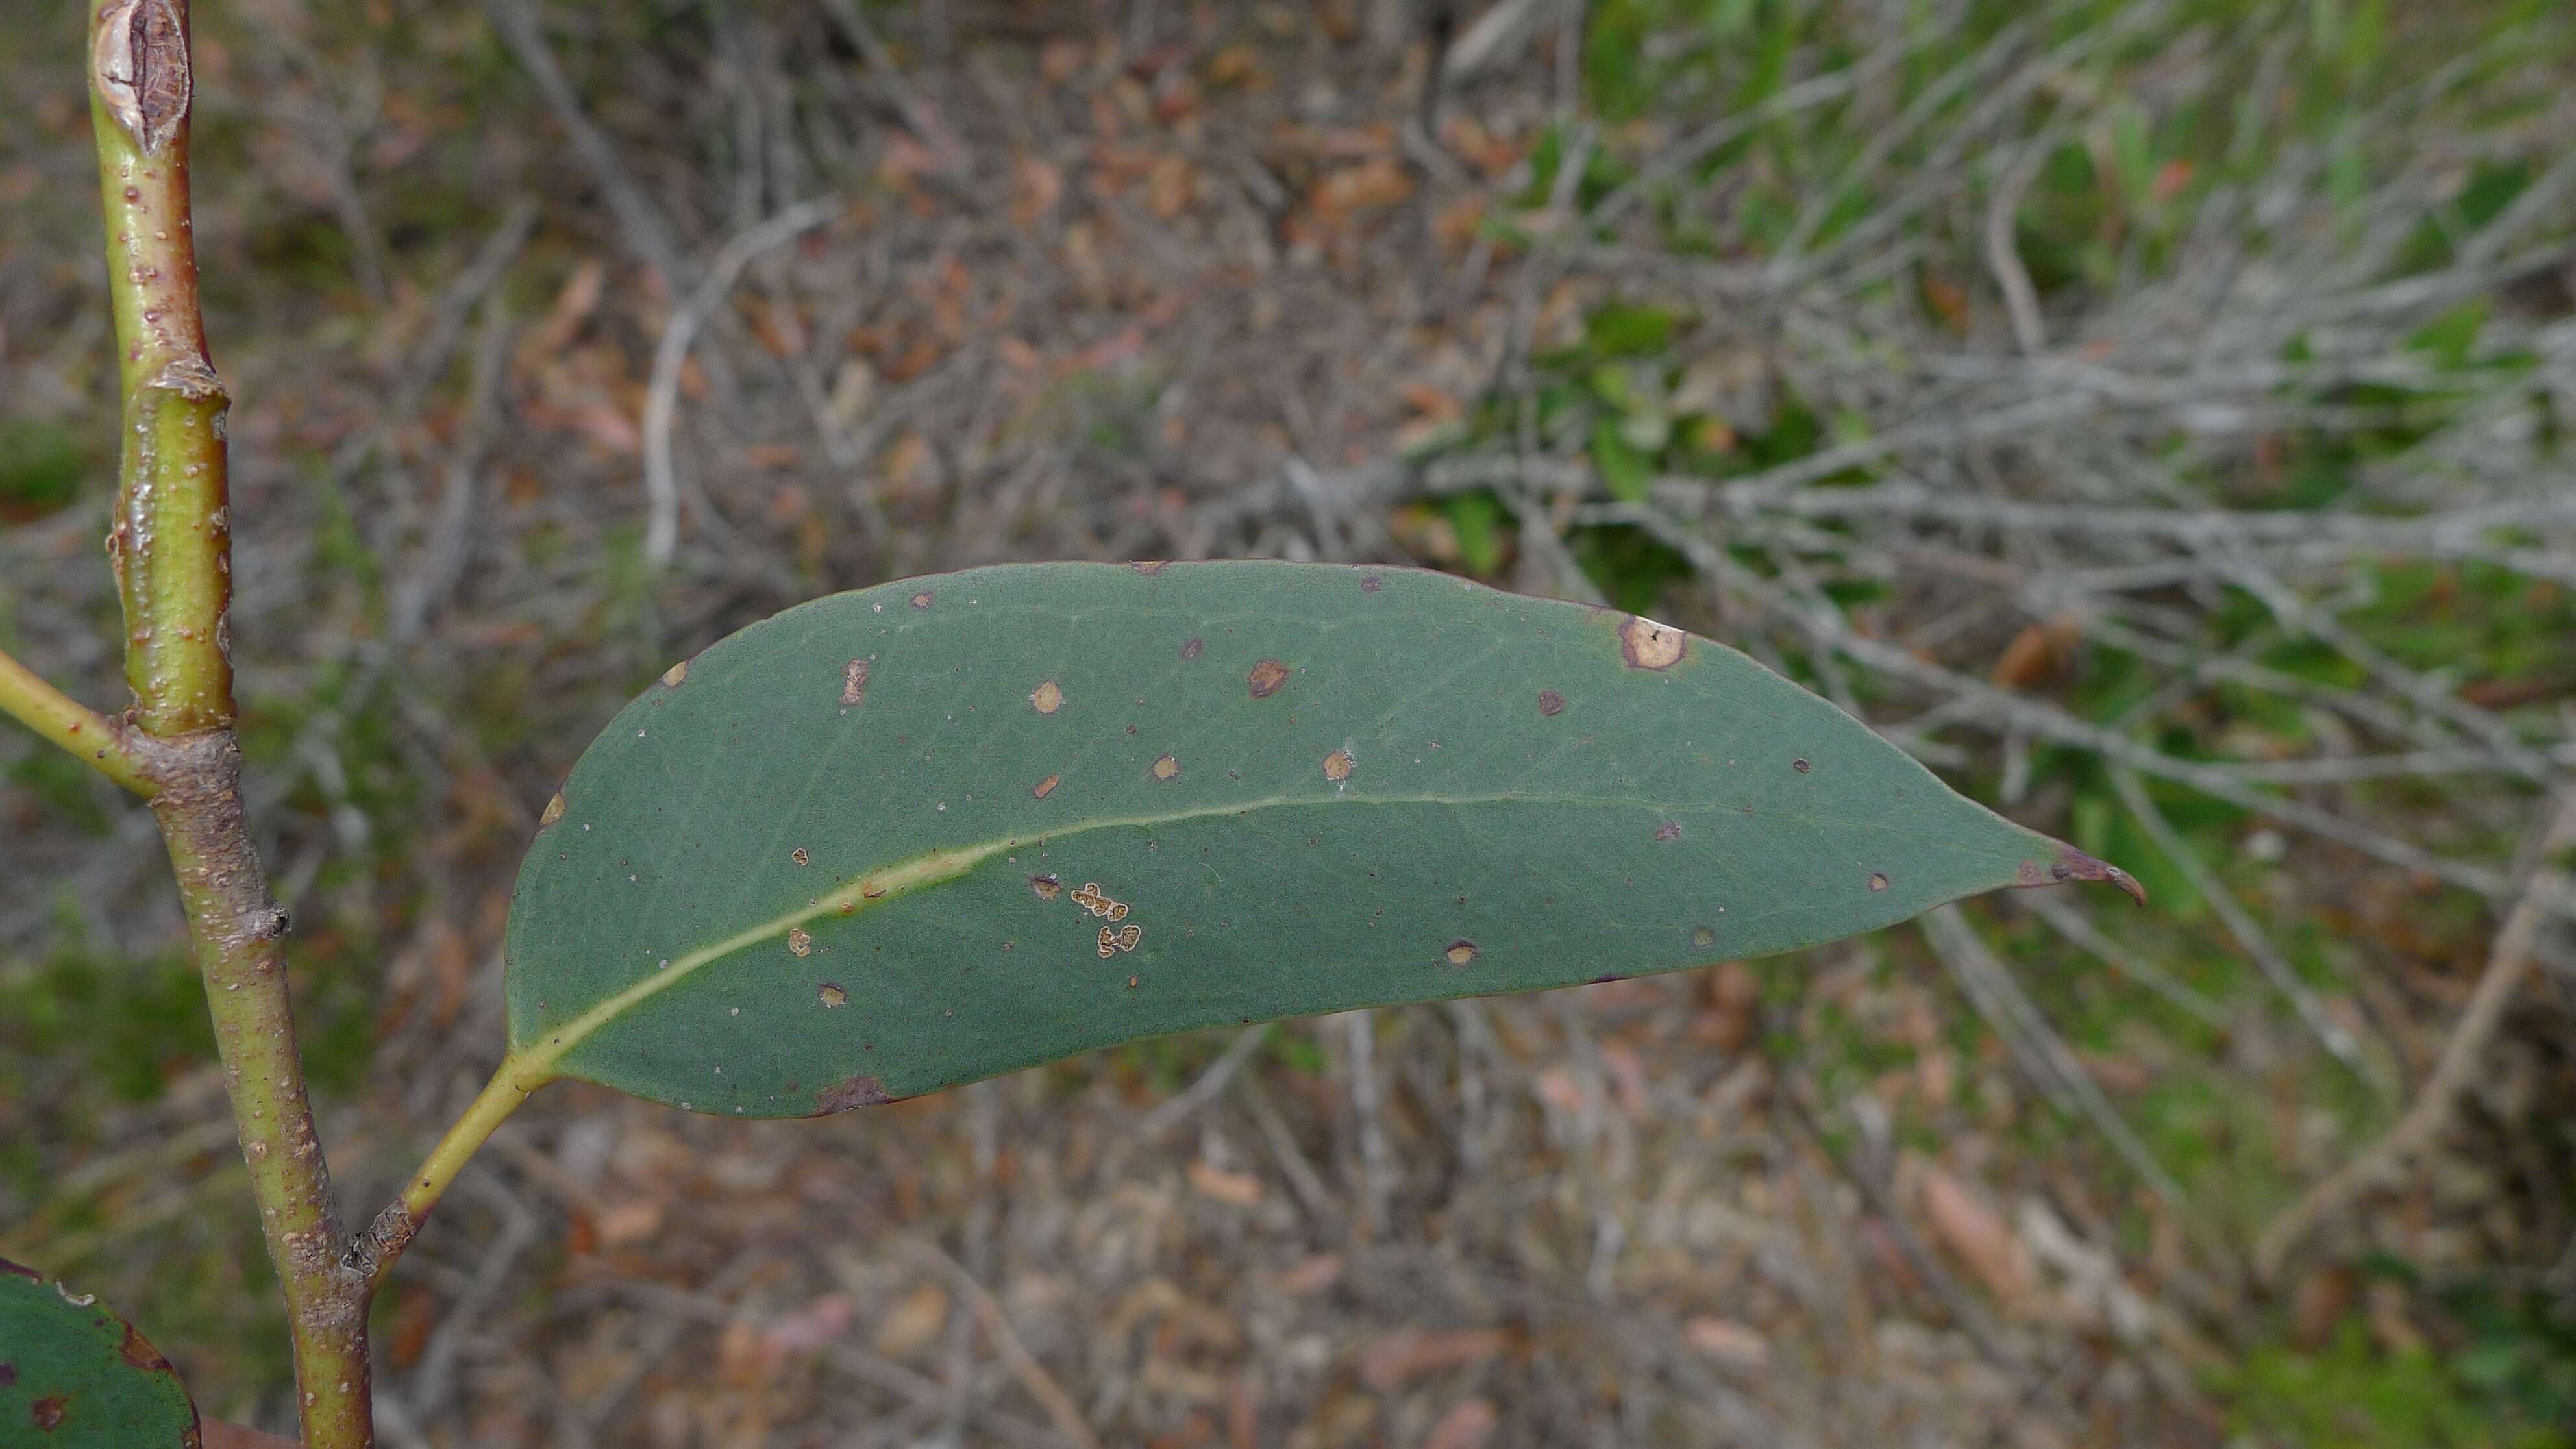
[5,1,2576,1445]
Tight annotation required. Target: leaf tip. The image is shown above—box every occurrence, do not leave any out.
[2020,845,2147,906]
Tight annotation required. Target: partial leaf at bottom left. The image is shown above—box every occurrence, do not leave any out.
[0,1258,200,1446]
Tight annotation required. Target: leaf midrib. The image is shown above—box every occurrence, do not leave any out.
[512,786,2024,1077]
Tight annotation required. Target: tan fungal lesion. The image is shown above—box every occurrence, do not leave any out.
[1444,939,1478,966]
[1033,773,1060,799]
[93,0,190,155]
[1655,821,1681,841]
[1538,689,1567,716]
[910,589,934,608]
[539,792,567,828]
[787,928,813,957]
[1322,748,1355,783]
[1246,658,1292,697]
[791,847,810,865]
[1030,680,1065,714]
[1619,615,1686,670]
[818,983,847,1008]
[1069,882,1130,921]
[1150,753,1181,780]
[1096,923,1143,957]
[841,658,870,706]
[1868,871,1890,892]
[661,659,689,687]
[1690,926,1717,949]
[1030,873,1063,902]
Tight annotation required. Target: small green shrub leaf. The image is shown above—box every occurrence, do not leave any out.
[503,562,2134,1115]
[0,1259,199,1446]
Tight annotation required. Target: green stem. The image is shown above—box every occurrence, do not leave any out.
[88,4,372,1445]
[0,648,153,795]
[92,0,233,737]
[354,1057,554,1300]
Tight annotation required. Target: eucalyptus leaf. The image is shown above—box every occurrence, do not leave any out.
[0,1258,200,1447]
[502,562,2134,1116]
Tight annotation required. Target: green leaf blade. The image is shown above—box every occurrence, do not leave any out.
[0,1259,200,1447]
[506,562,2126,1116]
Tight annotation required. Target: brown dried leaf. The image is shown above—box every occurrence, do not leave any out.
[1683,1317,1772,1369]
[1919,1167,2033,1305]
[1357,1327,1511,1390]
[871,1280,951,1359]
[1423,1398,1500,1449]
[1187,1159,1265,1207]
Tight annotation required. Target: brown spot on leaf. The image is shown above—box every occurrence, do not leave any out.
[791,848,810,866]
[1152,754,1181,780]
[818,983,847,1008]
[1445,939,1478,966]
[1538,689,1566,716]
[1246,658,1291,697]
[910,589,934,608]
[31,1395,66,1430]
[1868,872,1889,892]
[0,1366,12,1388]
[1361,574,1383,593]
[1131,560,1169,575]
[1691,926,1717,950]
[1792,758,1811,773]
[1620,615,1686,670]
[1180,637,1204,660]
[1030,680,1065,714]
[116,1323,172,1374]
[1655,821,1681,841]
[1031,874,1062,901]
[787,928,813,958]
[1033,773,1059,799]
[841,658,870,706]
[539,793,566,828]
[1322,749,1355,782]
[660,659,688,687]
[814,1074,891,1113]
